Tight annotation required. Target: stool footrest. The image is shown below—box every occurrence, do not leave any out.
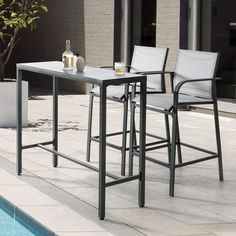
[136,130,168,140]
[175,155,218,168]
[134,151,218,169]
[133,139,169,151]
[180,142,216,155]
[37,144,120,180]
[106,175,140,187]
[134,151,169,167]
[91,137,124,151]
[93,130,130,139]
[22,141,54,150]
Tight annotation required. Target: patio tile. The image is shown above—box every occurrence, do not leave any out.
[0,170,26,185]
[107,207,208,236]
[197,203,236,221]
[24,152,78,169]
[53,166,100,188]
[56,232,114,236]
[32,170,91,188]
[106,182,139,201]
[18,158,51,171]
[197,223,236,236]
[146,198,233,224]
[20,205,105,232]
[0,185,60,206]
[65,186,137,209]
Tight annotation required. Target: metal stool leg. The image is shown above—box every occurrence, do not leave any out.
[17,69,23,175]
[169,109,178,197]
[165,114,171,164]
[121,98,128,176]
[53,76,58,167]
[176,115,182,164]
[133,115,138,148]
[213,100,224,181]
[131,85,137,148]
[98,85,107,220]
[86,93,94,162]
[128,102,136,176]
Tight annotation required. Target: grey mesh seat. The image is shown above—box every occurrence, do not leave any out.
[133,93,213,111]
[86,45,169,176]
[129,49,224,196]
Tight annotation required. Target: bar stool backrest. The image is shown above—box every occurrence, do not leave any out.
[173,50,219,99]
[130,45,168,92]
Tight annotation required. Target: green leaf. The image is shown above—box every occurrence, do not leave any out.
[0,0,48,65]
[11,12,16,17]
[41,5,48,12]
[27,16,39,25]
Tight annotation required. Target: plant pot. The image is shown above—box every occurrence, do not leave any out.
[0,80,28,128]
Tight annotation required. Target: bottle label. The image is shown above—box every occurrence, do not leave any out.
[64,56,69,68]
[71,57,74,68]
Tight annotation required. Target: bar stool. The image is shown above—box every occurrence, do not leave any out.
[129,49,224,195]
[86,45,169,176]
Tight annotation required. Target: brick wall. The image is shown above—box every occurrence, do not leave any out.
[84,0,114,67]
[83,0,114,92]
[156,0,180,71]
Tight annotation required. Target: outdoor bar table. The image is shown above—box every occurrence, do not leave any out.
[16,61,147,220]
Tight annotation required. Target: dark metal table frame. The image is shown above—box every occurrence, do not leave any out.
[16,61,147,219]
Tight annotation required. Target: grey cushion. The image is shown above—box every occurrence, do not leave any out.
[91,85,126,100]
[133,93,212,111]
[135,82,163,93]
[91,84,163,100]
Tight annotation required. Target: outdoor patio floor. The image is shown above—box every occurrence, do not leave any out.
[0,93,236,236]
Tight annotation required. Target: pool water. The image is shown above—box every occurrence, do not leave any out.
[0,196,55,236]
[0,208,34,236]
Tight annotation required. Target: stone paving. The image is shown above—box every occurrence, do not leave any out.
[0,94,236,236]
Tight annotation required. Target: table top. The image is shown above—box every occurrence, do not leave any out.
[17,61,146,86]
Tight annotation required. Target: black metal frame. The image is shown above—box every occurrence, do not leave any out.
[129,55,224,197]
[86,84,130,176]
[16,62,147,220]
[128,70,174,176]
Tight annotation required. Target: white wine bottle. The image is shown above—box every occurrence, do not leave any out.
[62,40,74,71]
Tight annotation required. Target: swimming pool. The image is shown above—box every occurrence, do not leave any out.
[0,196,55,236]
